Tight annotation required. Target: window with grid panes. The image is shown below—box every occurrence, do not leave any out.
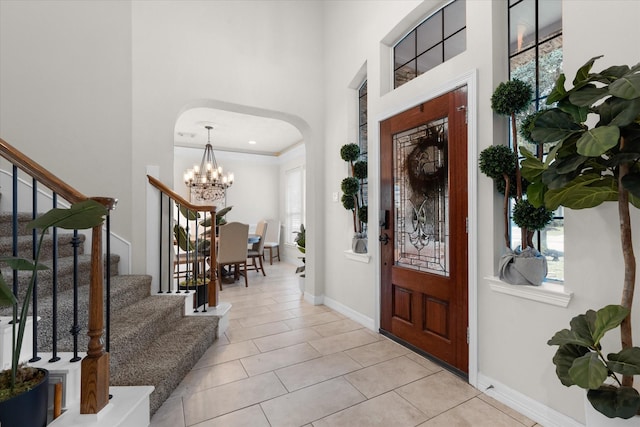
[393,0,466,89]
[508,0,564,281]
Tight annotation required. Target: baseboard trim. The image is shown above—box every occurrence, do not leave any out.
[477,373,583,427]
[323,296,375,331]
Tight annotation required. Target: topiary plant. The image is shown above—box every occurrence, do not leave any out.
[340,143,367,234]
[482,79,554,250]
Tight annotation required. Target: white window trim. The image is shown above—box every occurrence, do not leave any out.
[486,276,573,307]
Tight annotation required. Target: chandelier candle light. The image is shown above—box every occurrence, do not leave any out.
[184,125,234,204]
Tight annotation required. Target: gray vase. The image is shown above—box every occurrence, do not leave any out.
[352,233,368,254]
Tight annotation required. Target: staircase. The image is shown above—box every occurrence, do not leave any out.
[0,211,220,416]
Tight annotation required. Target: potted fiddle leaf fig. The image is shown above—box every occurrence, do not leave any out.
[340,143,368,253]
[480,79,553,286]
[524,56,640,420]
[0,199,107,427]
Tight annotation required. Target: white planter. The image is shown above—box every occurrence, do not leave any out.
[584,394,640,426]
[298,276,305,294]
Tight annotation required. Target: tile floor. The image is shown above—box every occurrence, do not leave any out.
[150,262,540,427]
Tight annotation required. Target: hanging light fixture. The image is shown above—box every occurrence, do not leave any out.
[184,125,234,204]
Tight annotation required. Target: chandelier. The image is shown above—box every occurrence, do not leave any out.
[184,125,234,204]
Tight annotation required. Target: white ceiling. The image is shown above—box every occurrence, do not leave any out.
[174,108,303,156]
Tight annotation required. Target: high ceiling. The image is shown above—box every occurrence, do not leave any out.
[174,108,303,156]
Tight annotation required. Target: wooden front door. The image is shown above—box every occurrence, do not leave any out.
[380,86,468,374]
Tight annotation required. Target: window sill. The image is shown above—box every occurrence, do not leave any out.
[344,250,370,263]
[487,276,573,308]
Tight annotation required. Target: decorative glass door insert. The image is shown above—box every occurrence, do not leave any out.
[393,118,449,276]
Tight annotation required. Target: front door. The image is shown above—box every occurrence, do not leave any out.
[380,86,468,374]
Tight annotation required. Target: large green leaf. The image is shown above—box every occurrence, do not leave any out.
[588,385,640,419]
[576,126,621,157]
[179,205,200,221]
[28,199,107,231]
[547,73,567,104]
[609,71,640,100]
[573,56,603,86]
[0,274,17,308]
[545,175,617,210]
[593,305,630,344]
[520,148,545,182]
[525,181,545,207]
[557,98,589,123]
[174,225,194,251]
[0,257,48,272]
[551,344,590,387]
[568,85,609,107]
[555,154,588,174]
[607,347,640,376]
[548,328,594,348]
[597,97,640,127]
[598,65,632,81]
[530,109,583,144]
[569,353,608,389]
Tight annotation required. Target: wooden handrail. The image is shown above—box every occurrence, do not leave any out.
[0,138,116,209]
[147,174,218,307]
[147,175,215,213]
[0,136,112,414]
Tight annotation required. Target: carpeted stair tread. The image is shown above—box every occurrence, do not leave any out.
[108,296,188,371]
[0,212,33,237]
[110,315,219,415]
[32,275,152,352]
[0,232,85,261]
[0,253,120,302]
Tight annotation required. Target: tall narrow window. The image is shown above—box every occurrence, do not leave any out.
[285,166,305,245]
[358,80,368,233]
[508,0,563,281]
[394,0,466,89]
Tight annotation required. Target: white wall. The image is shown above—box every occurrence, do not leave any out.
[0,0,133,242]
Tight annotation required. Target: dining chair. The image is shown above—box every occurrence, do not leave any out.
[247,220,268,276]
[217,222,250,290]
[262,219,281,265]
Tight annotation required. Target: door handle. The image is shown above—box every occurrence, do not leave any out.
[379,233,390,245]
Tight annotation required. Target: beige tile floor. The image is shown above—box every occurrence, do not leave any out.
[150,262,541,427]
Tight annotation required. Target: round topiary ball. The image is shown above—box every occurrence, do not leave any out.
[341,177,359,195]
[520,110,546,143]
[512,199,553,231]
[358,205,368,224]
[353,160,368,179]
[491,79,532,116]
[341,193,356,210]
[340,143,361,162]
[479,145,517,180]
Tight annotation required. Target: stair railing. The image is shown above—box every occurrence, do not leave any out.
[146,175,218,309]
[0,137,115,414]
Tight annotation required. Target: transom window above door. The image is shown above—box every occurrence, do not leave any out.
[393,0,466,89]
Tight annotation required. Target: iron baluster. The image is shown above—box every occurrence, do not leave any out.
[30,179,40,362]
[49,193,60,362]
[70,230,81,362]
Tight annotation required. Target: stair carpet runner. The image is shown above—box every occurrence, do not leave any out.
[0,212,219,415]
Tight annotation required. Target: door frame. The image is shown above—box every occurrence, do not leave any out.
[374,69,479,387]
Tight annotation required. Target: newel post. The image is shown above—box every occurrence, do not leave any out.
[80,225,110,413]
[208,208,218,307]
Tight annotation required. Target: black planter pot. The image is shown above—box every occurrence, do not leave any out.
[0,368,49,427]
[179,282,208,308]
